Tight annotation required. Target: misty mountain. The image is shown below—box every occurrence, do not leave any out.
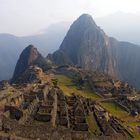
[0,34,24,80]
[0,22,69,81]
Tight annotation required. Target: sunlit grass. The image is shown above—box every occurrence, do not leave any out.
[86,112,101,135]
[55,74,72,86]
[100,101,128,118]
[54,74,101,99]
[100,101,135,123]
[100,101,140,140]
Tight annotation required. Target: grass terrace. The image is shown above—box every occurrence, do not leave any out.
[54,74,101,99]
[100,101,140,140]
[86,112,101,135]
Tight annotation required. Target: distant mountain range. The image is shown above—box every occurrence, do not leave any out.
[0,22,69,80]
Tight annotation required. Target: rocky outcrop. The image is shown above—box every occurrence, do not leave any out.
[12,45,49,83]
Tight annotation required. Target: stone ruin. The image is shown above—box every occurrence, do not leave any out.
[117,95,140,116]
[0,82,134,140]
[13,65,44,84]
[53,66,137,98]
[92,80,135,98]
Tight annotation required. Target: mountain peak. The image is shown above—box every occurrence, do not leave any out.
[72,13,97,29]
[50,14,115,77]
[26,44,35,49]
[57,14,100,65]
[24,44,38,57]
[78,13,93,20]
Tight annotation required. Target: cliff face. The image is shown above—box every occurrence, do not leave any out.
[50,14,116,77]
[49,14,140,89]
[110,38,140,88]
[12,45,47,82]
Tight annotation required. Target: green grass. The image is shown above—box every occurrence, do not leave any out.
[100,101,127,116]
[55,74,72,86]
[54,74,101,99]
[100,101,140,140]
[86,112,101,135]
[100,101,134,122]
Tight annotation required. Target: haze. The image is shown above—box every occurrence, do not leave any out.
[0,0,140,38]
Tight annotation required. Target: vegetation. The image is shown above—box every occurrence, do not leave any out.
[54,74,101,99]
[86,112,101,135]
[100,101,140,140]
[100,101,127,117]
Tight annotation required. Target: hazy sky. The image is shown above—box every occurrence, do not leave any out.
[0,0,140,36]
